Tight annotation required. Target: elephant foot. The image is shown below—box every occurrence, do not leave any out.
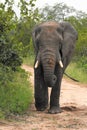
[48,106,62,114]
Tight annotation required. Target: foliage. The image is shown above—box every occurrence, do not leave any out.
[0,1,23,70]
[66,16,87,58]
[11,0,41,56]
[0,0,37,118]
[65,62,87,83]
[0,38,22,70]
[0,65,33,117]
[40,3,76,21]
[77,56,87,71]
[23,54,35,67]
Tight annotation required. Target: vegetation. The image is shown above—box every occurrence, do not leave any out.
[23,54,35,67]
[0,0,37,118]
[65,62,87,83]
[0,67,32,118]
[0,0,87,119]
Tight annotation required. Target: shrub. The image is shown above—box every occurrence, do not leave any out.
[0,38,23,71]
[77,56,87,72]
[0,65,33,117]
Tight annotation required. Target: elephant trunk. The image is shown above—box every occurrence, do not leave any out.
[40,49,57,87]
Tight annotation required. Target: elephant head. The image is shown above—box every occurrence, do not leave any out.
[32,21,78,87]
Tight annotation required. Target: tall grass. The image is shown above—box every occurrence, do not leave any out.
[65,62,87,84]
[23,54,35,67]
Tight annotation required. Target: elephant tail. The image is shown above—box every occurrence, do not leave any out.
[64,72,79,82]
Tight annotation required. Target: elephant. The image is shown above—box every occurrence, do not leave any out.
[32,21,78,114]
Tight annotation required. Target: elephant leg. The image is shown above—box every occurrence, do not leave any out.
[34,66,48,111]
[48,67,63,114]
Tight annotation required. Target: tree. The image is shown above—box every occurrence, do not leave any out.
[0,1,22,70]
[66,16,87,58]
[13,0,41,56]
[0,0,40,59]
[40,3,76,21]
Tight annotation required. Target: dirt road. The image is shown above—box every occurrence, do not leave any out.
[0,65,87,130]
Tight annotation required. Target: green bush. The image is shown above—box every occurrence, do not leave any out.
[77,56,87,72]
[0,38,23,71]
[0,65,33,118]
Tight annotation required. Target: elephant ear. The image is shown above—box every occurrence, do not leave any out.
[60,22,78,60]
[32,26,41,54]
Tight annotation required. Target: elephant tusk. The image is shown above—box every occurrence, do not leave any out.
[35,60,39,68]
[59,60,63,68]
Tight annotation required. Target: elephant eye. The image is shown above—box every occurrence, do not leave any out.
[59,41,61,49]
[59,48,62,58]
[36,39,40,50]
[35,27,41,38]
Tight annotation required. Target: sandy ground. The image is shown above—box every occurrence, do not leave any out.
[0,64,87,130]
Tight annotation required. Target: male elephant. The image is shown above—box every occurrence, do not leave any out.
[32,21,78,114]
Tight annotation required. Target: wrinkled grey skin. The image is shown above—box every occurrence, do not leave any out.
[32,21,78,114]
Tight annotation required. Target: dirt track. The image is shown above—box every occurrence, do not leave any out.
[0,64,87,130]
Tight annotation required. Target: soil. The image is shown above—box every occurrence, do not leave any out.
[0,64,87,130]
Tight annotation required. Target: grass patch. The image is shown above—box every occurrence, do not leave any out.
[23,54,35,67]
[0,67,33,119]
[65,62,87,84]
